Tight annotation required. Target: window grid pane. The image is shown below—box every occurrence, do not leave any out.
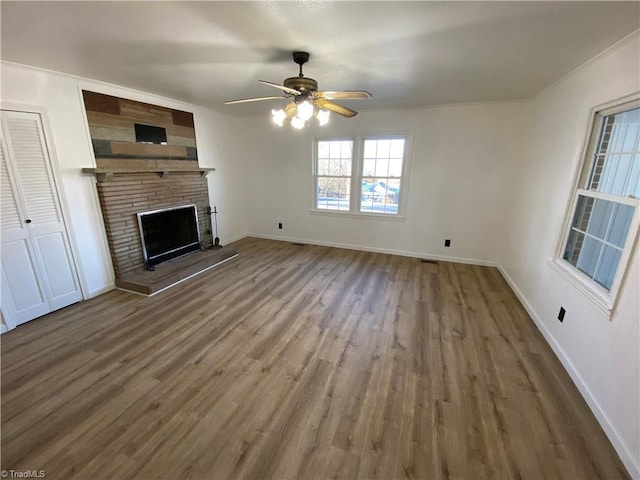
[316,140,353,211]
[360,139,404,215]
[563,194,632,290]
[588,107,640,196]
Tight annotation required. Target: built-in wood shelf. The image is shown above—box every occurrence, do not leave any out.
[82,167,215,183]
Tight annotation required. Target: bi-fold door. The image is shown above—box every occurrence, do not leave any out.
[1,110,82,328]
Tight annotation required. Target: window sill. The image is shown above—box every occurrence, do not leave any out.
[308,209,406,222]
[546,258,613,318]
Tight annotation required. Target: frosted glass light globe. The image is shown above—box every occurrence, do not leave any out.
[316,109,330,126]
[291,115,306,129]
[271,109,286,126]
[296,100,314,121]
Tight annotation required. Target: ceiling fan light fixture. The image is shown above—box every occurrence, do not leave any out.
[225,50,371,128]
[316,109,330,126]
[291,115,306,129]
[271,108,287,126]
[296,100,314,121]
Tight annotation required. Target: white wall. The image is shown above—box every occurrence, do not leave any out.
[501,32,640,477]
[1,62,250,298]
[244,101,528,264]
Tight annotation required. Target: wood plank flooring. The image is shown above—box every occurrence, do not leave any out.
[1,237,629,479]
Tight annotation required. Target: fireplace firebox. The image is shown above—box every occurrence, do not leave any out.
[137,204,201,270]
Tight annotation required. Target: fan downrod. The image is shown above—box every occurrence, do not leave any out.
[293,51,310,77]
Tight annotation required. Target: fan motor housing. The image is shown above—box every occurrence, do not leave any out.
[284,76,318,93]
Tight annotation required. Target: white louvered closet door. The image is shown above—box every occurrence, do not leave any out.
[1,110,82,327]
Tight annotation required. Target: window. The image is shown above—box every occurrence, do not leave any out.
[314,135,409,216]
[315,140,353,211]
[558,98,640,310]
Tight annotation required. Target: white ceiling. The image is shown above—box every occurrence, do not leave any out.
[1,1,639,116]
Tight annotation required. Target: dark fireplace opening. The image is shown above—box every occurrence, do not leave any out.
[137,204,201,270]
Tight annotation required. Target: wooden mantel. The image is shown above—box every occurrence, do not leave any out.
[82,167,215,183]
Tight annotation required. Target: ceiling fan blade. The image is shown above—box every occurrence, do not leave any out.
[317,90,372,100]
[258,80,301,95]
[314,98,358,118]
[224,96,287,105]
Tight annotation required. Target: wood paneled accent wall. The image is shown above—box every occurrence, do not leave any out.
[97,172,210,278]
[82,91,198,170]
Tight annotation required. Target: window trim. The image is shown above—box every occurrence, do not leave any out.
[552,93,640,317]
[311,132,413,219]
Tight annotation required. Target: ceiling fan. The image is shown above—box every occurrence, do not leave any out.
[224,51,372,128]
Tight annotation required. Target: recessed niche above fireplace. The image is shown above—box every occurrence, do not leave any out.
[135,123,168,145]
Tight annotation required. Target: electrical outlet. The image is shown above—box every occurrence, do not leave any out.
[444,239,451,247]
[558,307,566,323]
[278,222,283,229]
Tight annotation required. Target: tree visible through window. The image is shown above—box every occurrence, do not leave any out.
[561,100,639,296]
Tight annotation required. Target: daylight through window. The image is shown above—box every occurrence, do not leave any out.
[314,136,409,216]
[560,100,639,299]
[315,140,353,211]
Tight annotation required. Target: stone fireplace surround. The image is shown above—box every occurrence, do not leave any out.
[94,169,210,278]
[85,167,236,294]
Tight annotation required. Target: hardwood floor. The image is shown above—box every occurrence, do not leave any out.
[1,237,628,479]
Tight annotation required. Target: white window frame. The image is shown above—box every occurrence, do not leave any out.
[311,133,412,219]
[551,94,640,316]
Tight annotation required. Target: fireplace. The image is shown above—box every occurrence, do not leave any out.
[89,170,211,279]
[137,204,201,270]
[82,91,237,294]
[85,169,237,295]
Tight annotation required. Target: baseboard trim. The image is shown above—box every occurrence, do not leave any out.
[249,233,497,267]
[87,282,115,299]
[497,265,638,479]
[222,233,249,246]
